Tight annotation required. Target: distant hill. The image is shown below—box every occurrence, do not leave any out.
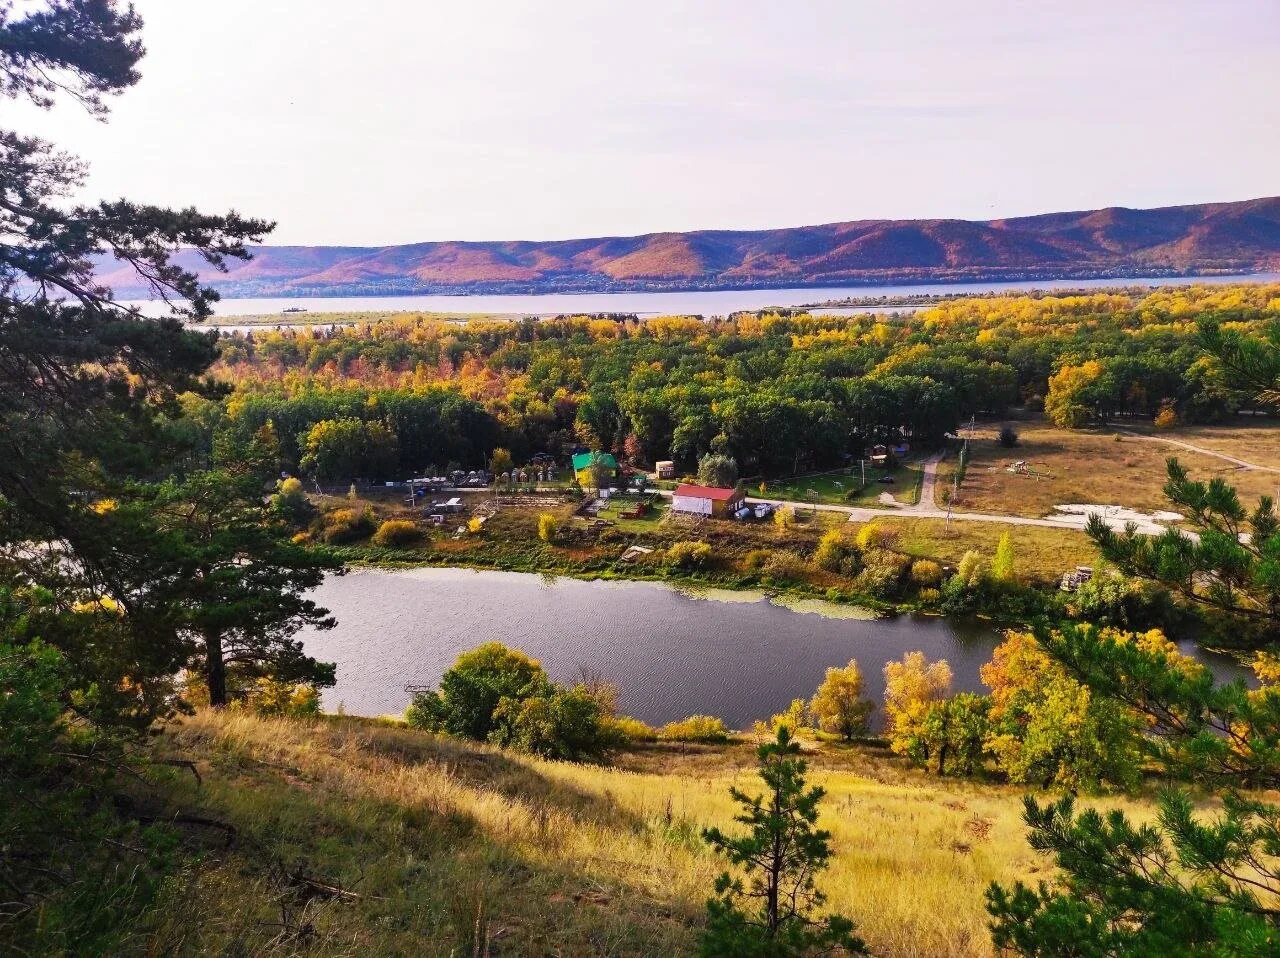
[99,196,1280,299]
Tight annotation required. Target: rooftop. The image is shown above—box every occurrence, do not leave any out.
[673,483,742,501]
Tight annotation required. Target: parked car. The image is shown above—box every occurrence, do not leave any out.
[878,475,895,484]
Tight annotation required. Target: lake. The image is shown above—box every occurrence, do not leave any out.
[151,272,1280,320]
[299,567,1245,730]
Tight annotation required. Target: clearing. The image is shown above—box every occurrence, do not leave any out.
[940,419,1280,520]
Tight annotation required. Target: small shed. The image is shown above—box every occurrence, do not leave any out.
[671,483,745,518]
[654,460,676,479]
[869,444,889,465]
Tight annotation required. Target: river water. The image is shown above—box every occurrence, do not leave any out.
[148,272,1280,321]
[298,567,1243,730]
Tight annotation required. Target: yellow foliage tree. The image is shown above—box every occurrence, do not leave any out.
[883,651,952,755]
[1045,360,1104,428]
[809,660,873,741]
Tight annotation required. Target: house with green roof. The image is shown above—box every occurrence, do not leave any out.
[572,451,618,487]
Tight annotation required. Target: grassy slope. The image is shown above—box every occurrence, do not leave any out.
[145,711,1156,958]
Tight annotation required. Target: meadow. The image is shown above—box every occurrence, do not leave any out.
[142,710,1163,958]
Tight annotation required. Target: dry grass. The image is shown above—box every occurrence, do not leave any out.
[1123,419,1280,471]
[144,710,1161,958]
[942,420,1280,520]
[885,517,1099,583]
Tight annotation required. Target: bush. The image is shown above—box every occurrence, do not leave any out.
[270,476,315,525]
[321,506,376,543]
[490,685,619,761]
[537,512,559,542]
[239,677,322,717]
[855,522,898,550]
[910,559,943,587]
[666,540,713,570]
[607,715,657,742]
[997,424,1020,447]
[762,550,809,582]
[1155,405,1178,430]
[372,518,421,548]
[658,715,730,742]
[404,642,553,740]
[813,528,858,572]
[741,548,772,572]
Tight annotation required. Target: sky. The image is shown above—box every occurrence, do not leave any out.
[10,0,1279,246]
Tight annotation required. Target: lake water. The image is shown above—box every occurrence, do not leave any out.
[299,567,1245,730]
[153,272,1280,320]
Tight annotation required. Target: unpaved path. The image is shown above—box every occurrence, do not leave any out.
[1118,429,1280,474]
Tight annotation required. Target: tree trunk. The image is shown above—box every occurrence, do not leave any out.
[206,630,228,707]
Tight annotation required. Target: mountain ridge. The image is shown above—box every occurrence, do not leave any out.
[96,196,1280,298]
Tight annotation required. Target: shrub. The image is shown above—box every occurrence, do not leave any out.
[467,516,484,534]
[813,528,857,572]
[322,506,375,543]
[1154,405,1178,430]
[773,505,796,532]
[666,540,713,570]
[239,677,322,717]
[855,521,898,550]
[490,685,618,761]
[658,714,730,742]
[404,642,552,740]
[741,548,772,572]
[270,476,315,525]
[372,518,421,548]
[997,424,1020,447]
[917,587,942,604]
[910,559,943,587]
[762,550,809,582]
[754,698,810,737]
[607,715,657,742]
[537,512,559,542]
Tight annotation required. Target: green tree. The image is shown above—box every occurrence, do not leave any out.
[489,446,514,475]
[699,453,740,488]
[987,623,1280,955]
[405,642,553,741]
[1088,458,1280,641]
[809,660,873,741]
[300,417,399,481]
[909,693,990,776]
[701,727,866,957]
[110,432,342,707]
[489,684,618,761]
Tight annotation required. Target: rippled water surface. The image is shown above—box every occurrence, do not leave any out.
[300,568,1009,728]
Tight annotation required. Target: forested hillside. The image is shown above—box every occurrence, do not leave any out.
[210,284,1280,479]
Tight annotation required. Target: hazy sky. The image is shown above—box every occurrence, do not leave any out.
[11,0,1278,245]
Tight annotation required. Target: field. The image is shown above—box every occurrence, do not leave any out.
[761,460,924,508]
[941,419,1280,520]
[143,710,1163,958]
[1121,419,1280,471]
[885,517,1099,584]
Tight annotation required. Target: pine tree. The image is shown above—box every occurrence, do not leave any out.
[700,727,865,957]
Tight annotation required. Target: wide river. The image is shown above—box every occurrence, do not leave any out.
[299,567,1244,729]
[146,272,1278,320]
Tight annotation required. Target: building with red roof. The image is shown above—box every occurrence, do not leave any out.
[671,483,746,518]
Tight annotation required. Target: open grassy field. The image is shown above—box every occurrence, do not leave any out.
[1121,418,1280,471]
[941,419,1280,520]
[144,710,1163,958]
[761,460,924,508]
[884,517,1100,584]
